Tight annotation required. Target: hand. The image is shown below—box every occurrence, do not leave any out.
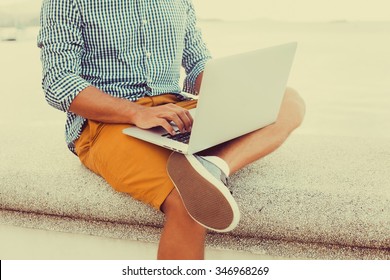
[130,103,193,135]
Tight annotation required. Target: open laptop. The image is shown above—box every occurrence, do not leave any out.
[123,42,297,154]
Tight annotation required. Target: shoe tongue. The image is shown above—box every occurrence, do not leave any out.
[220,172,229,186]
[197,155,230,177]
[195,155,228,186]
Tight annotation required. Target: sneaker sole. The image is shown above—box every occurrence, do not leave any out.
[167,152,240,232]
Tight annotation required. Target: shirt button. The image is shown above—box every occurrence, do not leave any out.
[146,52,151,58]
[142,19,148,25]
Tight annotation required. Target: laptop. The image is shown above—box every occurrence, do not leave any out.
[123,42,297,154]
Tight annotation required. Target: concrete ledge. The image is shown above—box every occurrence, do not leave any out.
[1,123,389,259]
[1,209,388,260]
[2,22,390,260]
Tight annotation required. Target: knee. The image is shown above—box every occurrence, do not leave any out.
[161,189,193,220]
[284,87,306,125]
[161,189,206,230]
[286,87,305,109]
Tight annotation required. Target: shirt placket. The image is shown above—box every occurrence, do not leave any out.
[139,1,152,94]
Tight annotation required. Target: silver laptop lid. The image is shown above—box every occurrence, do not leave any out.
[187,42,297,154]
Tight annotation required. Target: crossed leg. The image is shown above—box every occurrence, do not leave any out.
[199,87,306,174]
[158,87,305,259]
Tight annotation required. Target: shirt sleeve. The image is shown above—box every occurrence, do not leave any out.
[182,0,212,94]
[37,0,91,112]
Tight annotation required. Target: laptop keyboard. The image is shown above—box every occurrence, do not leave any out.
[162,131,191,144]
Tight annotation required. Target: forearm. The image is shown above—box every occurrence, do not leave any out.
[69,86,139,124]
[194,72,203,94]
[69,86,193,134]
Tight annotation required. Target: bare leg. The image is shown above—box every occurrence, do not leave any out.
[200,88,306,174]
[158,189,207,260]
[157,88,304,258]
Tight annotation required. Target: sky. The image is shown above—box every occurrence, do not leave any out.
[0,0,389,22]
[193,0,390,21]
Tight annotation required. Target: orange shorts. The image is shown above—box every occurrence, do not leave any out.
[74,94,197,210]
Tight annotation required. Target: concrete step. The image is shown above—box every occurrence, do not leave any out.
[1,125,389,259]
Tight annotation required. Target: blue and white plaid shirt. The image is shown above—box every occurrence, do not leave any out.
[37,0,211,154]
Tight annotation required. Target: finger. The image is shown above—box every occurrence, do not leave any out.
[176,110,192,132]
[184,110,193,131]
[166,104,193,132]
[167,113,186,133]
[159,105,186,133]
[158,119,176,135]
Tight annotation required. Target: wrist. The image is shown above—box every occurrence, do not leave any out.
[125,100,143,125]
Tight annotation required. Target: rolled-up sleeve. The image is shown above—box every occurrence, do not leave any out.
[37,0,91,112]
[182,0,212,93]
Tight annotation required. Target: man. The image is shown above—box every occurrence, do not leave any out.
[38,0,305,260]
